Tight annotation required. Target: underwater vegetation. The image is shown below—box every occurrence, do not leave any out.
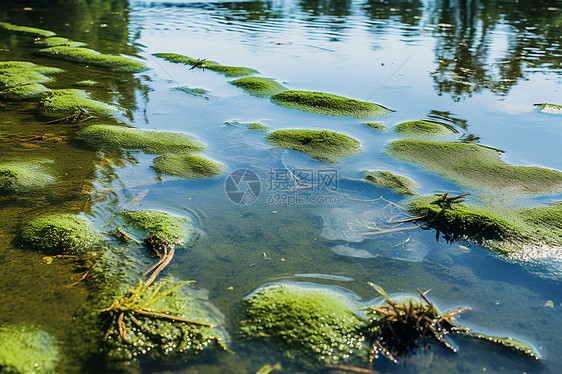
[37,89,118,119]
[38,46,147,72]
[0,22,55,37]
[152,154,225,180]
[266,129,361,162]
[363,122,388,131]
[229,77,287,97]
[364,170,418,195]
[0,61,63,93]
[246,122,268,131]
[119,210,194,247]
[0,161,55,194]
[0,82,50,101]
[153,53,258,77]
[171,86,210,100]
[394,120,457,138]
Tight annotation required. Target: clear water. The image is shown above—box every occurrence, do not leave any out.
[1,0,561,373]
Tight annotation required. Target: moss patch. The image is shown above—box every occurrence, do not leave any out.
[18,213,101,254]
[229,77,286,97]
[394,120,457,138]
[120,210,194,246]
[152,154,224,179]
[0,61,63,89]
[171,86,209,100]
[271,90,389,118]
[153,53,258,77]
[75,80,98,86]
[38,46,147,72]
[364,170,418,195]
[0,83,50,100]
[387,139,562,196]
[0,161,55,194]
[267,129,360,162]
[37,89,118,119]
[34,37,86,47]
[363,122,387,131]
[247,122,267,131]
[0,323,59,374]
[240,283,368,367]
[0,22,55,37]
[534,103,562,114]
[74,125,204,154]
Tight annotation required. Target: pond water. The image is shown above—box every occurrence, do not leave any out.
[0,0,561,373]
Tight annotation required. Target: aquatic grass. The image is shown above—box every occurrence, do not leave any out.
[394,120,458,138]
[37,89,118,119]
[153,52,258,77]
[0,22,55,37]
[152,154,225,179]
[364,170,418,195]
[38,46,148,72]
[229,77,287,97]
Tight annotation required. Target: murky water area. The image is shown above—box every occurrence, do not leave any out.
[1,0,561,373]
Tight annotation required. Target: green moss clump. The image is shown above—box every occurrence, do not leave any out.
[152,154,224,179]
[18,213,101,254]
[171,86,209,100]
[267,129,360,162]
[394,120,457,138]
[120,210,194,246]
[240,284,368,367]
[75,80,98,86]
[364,170,418,195]
[519,201,562,234]
[247,122,267,131]
[363,122,387,131]
[387,139,562,195]
[0,61,63,89]
[229,77,286,97]
[271,90,390,119]
[74,125,205,154]
[0,323,59,374]
[0,22,55,37]
[153,53,258,77]
[38,46,147,72]
[534,103,562,114]
[37,89,118,119]
[0,83,50,100]
[0,161,54,194]
[34,37,86,47]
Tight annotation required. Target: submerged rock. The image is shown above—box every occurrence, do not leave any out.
[270,90,390,118]
[0,323,59,374]
[152,154,224,179]
[394,120,457,138]
[0,61,63,89]
[74,125,204,154]
[119,210,194,247]
[0,161,55,194]
[266,129,360,162]
[34,36,86,47]
[154,53,258,77]
[364,170,418,195]
[38,46,147,72]
[534,103,562,114]
[37,89,118,119]
[0,22,55,37]
[229,77,286,97]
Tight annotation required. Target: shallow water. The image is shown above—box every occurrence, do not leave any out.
[1,0,561,372]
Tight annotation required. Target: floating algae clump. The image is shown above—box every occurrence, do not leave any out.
[0,22,55,37]
[120,210,194,246]
[0,83,50,100]
[387,139,562,196]
[0,161,54,194]
[270,90,390,118]
[247,122,267,131]
[152,154,224,179]
[37,89,118,119]
[18,213,101,254]
[38,46,147,72]
[267,129,360,162]
[153,53,258,77]
[363,122,388,131]
[34,37,86,47]
[0,323,59,374]
[75,125,204,154]
[229,77,286,97]
[240,283,368,367]
[394,120,457,138]
[171,86,210,99]
[364,170,418,195]
[0,61,63,89]
[534,103,562,114]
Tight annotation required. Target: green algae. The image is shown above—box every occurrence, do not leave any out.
[0,83,50,100]
[153,53,258,77]
[270,90,390,118]
[152,154,225,179]
[18,213,102,254]
[266,129,360,162]
[38,46,147,72]
[34,37,86,48]
[0,22,55,37]
[120,210,194,246]
[363,122,388,131]
[75,80,98,86]
[387,139,562,196]
[364,170,418,195]
[394,120,457,138]
[0,161,54,194]
[0,323,59,374]
[534,103,562,114]
[171,86,210,100]
[247,122,268,131]
[74,125,205,154]
[0,61,63,89]
[229,77,287,97]
[37,89,118,119]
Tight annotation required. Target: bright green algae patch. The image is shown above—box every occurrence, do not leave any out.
[534,103,562,114]
[0,161,54,194]
[0,323,59,374]
[267,129,360,162]
[34,37,86,47]
[152,154,225,179]
[247,122,267,131]
[0,61,63,89]
[37,89,118,119]
[240,284,368,367]
[270,90,389,118]
[363,122,387,131]
[0,83,50,100]
[364,170,418,195]
[387,140,562,196]
[0,22,55,37]
[394,120,457,138]
[38,46,147,72]
[120,210,194,246]
[74,125,204,154]
[153,52,258,77]
[18,213,101,254]
[229,77,287,97]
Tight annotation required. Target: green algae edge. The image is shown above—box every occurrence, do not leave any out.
[152,154,225,180]
[0,161,54,194]
[74,125,205,155]
[38,46,147,73]
[534,103,562,114]
[364,170,418,195]
[0,22,55,37]
[34,37,86,47]
[266,129,360,163]
[119,210,193,246]
[37,89,118,119]
[394,120,458,138]
[0,83,50,100]
[153,52,258,77]
[229,77,287,97]
[363,122,388,131]
[247,122,268,131]
[387,139,562,196]
[270,90,390,119]
[239,284,368,367]
[0,61,64,89]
